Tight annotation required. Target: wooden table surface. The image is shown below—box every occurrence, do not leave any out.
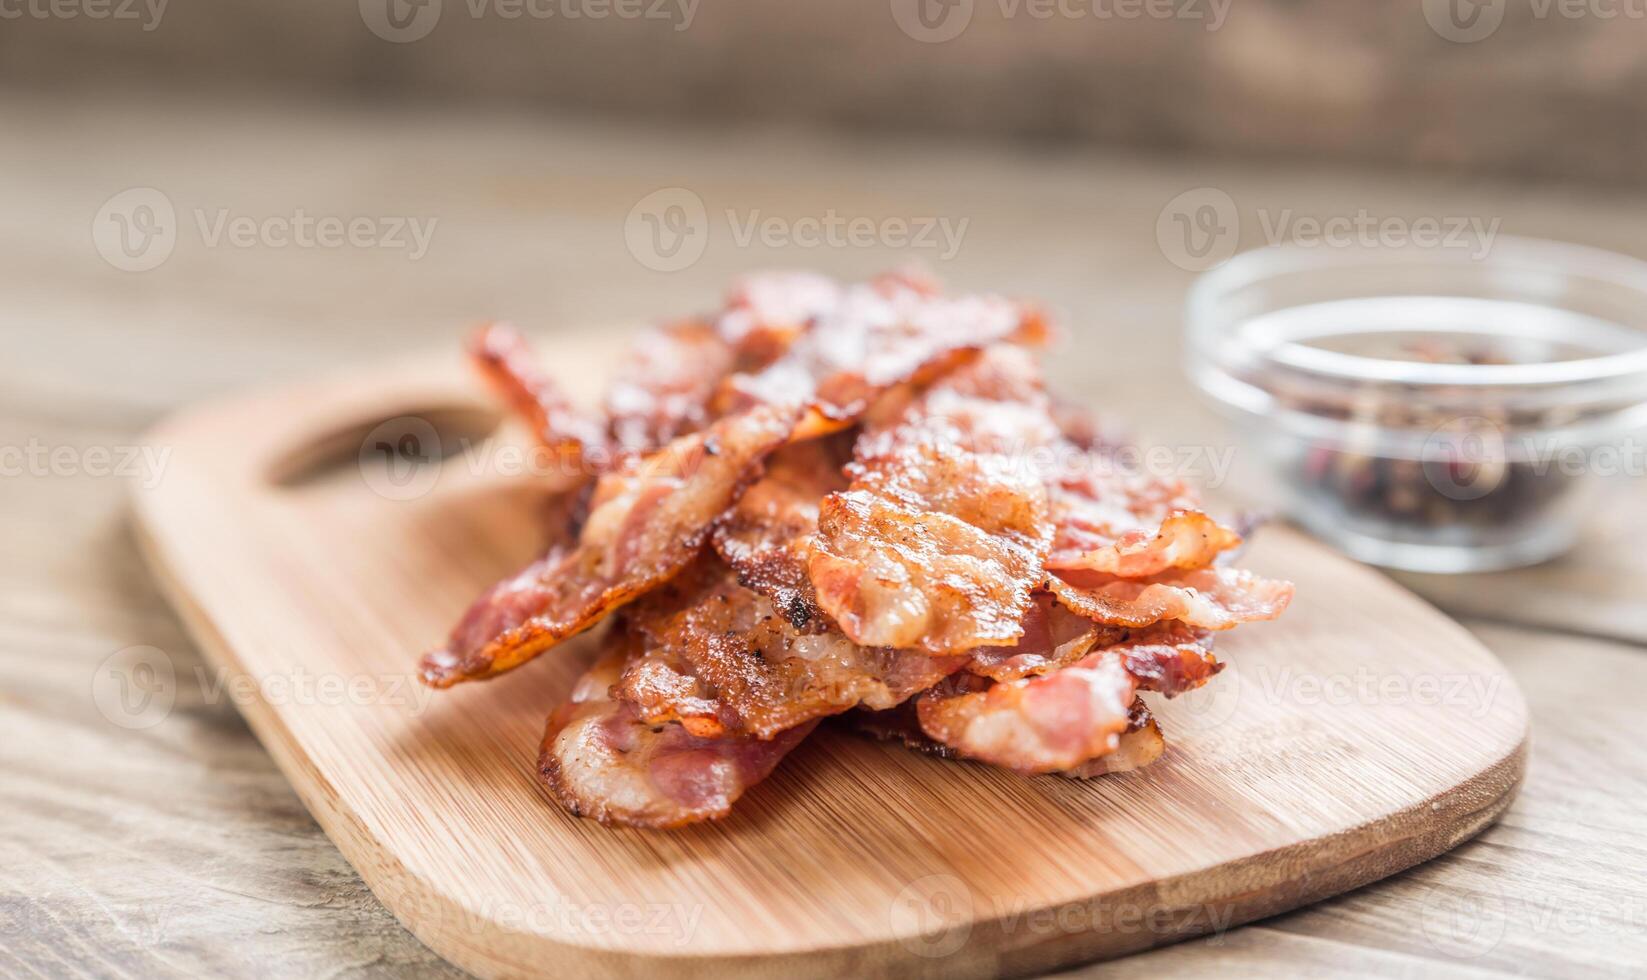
[3,92,1644,979]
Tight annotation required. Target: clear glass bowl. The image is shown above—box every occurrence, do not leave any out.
[1186,237,1647,573]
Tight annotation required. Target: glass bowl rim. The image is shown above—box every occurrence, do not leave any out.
[1186,235,1647,391]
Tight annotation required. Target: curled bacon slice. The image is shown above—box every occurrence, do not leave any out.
[419,404,797,687]
[916,625,1218,773]
[716,279,1050,427]
[1048,566,1294,632]
[1050,510,1243,578]
[1059,699,1165,778]
[716,270,843,367]
[470,322,610,464]
[1045,455,1242,574]
[844,694,1165,779]
[709,434,852,632]
[539,635,816,828]
[808,348,1057,654]
[616,559,967,739]
[963,591,1120,682]
[604,319,735,454]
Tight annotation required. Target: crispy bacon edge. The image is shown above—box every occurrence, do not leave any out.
[539,633,817,828]
[419,404,798,687]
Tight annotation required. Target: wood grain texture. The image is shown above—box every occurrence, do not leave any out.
[127,347,1527,978]
[4,92,1646,978]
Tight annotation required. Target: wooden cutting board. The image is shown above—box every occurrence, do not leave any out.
[130,339,1528,980]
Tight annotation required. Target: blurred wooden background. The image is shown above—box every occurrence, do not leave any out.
[4,0,1647,184]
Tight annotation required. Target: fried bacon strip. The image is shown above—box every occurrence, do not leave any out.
[963,591,1120,683]
[1046,458,1242,575]
[809,347,1057,654]
[843,694,1165,778]
[539,634,816,828]
[1048,566,1294,631]
[915,624,1219,773]
[716,270,843,367]
[419,404,797,687]
[615,558,967,739]
[481,271,840,470]
[716,279,1050,430]
[1051,510,1243,578]
[601,270,855,455]
[709,434,852,632]
[1059,699,1165,778]
[470,322,611,464]
[603,319,735,454]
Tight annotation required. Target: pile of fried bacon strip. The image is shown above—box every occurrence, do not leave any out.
[419,269,1294,829]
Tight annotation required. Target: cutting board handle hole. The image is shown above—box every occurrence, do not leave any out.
[267,402,502,490]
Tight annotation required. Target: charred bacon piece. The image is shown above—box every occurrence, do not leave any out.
[539,632,817,828]
[809,346,1058,654]
[420,403,797,687]
[709,433,853,632]
[715,278,1050,433]
[615,557,967,739]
